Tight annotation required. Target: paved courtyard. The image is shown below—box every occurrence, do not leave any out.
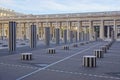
[0,41,120,80]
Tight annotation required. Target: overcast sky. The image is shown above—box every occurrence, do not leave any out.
[0,0,120,15]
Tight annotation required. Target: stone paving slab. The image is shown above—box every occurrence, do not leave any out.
[0,41,119,80]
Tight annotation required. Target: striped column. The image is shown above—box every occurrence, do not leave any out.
[8,21,16,51]
[70,30,73,43]
[101,46,107,53]
[83,56,96,67]
[94,49,104,58]
[63,30,67,44]
[55,28,60,45]
[44,27,50,46]
[82,31,85,41]
[75,31,77,42]
[30,24,37,48]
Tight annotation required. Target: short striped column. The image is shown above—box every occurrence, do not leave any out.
[80,42,85,45]
[63,45,69,50]
[86,41,89,44]
[105,44,109,50]
[30,24,37,48]
[8,21,16,52]
[94,49,104,58]
[55,28,60,45]
[101,46,107,53]
[48,48,55,54]
[44,27,50,46]
[73,43,78,47]
[83,56,96,67]
[63,30,67,44]
[21,53,32,60]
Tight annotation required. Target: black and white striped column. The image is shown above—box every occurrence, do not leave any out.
[75,31,77,42]
[83,56,96,67]
[94,49,104,58]
[44,27,50,46]
[81,31,84,41]
[8,21,16,51]
[70,30,73,43]
[87,33,89,41]
[30,24,37,48]
[63,30,67,44]
[84,33,87,41]
[55,28,60,45]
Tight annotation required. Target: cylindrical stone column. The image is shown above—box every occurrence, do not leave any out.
[83,56,96,67]
[94,49,104,58]
[63,29,67,44]
[100,20,104,40]
[30,24,37,48]
[70,30,73,43]
[75,31,77,42]
[82,31,85,41]
[55,28,60,45]
[8,21,16,51]
[79,32,81,42]
[44,27,50,46]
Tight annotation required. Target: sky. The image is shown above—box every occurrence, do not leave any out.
[0,0,120,15]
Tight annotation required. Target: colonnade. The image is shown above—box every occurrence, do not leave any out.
[0,20,118,40]
[0,19,119,52]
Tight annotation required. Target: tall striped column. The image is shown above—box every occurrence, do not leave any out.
[8,21,16,51]
[70,30,73,43]
[82,31,84,41]
[30,24,37,48]
[55,28,60,45]
[75,31,77,42]
[79,32,81,41]
[44,27,50,46]
[63,30,67,44]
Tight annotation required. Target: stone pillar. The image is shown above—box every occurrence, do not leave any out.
[79,21,82,41]
[113,20,117,40]
[59,22,62,40]
[18,22,23,40]
[22,23,26,40]
[107,26,110,39]
[75,31,77,42]
[2,23,4,40]
[55,28,60,45]
[26,22,30,40]
[36,22,39,40]
[8,21,16,52]
[70,30,73,43]
[44,27,50,46]
[41,22,44,39]
[67,21,70,42]
[79,32,81,41]
[94,31,97,41]
[50,22,53,40]
[100,20,104,40]
[84,27,87,41]
[0,23,2,39]
[63,29,67,44]
[77,21,80,41]
[30,24,37,48]
[89,21,93,41]
[81,31,84,41]
[111,30,114,41]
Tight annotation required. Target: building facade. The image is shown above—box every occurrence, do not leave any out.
[0,8,120,41]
